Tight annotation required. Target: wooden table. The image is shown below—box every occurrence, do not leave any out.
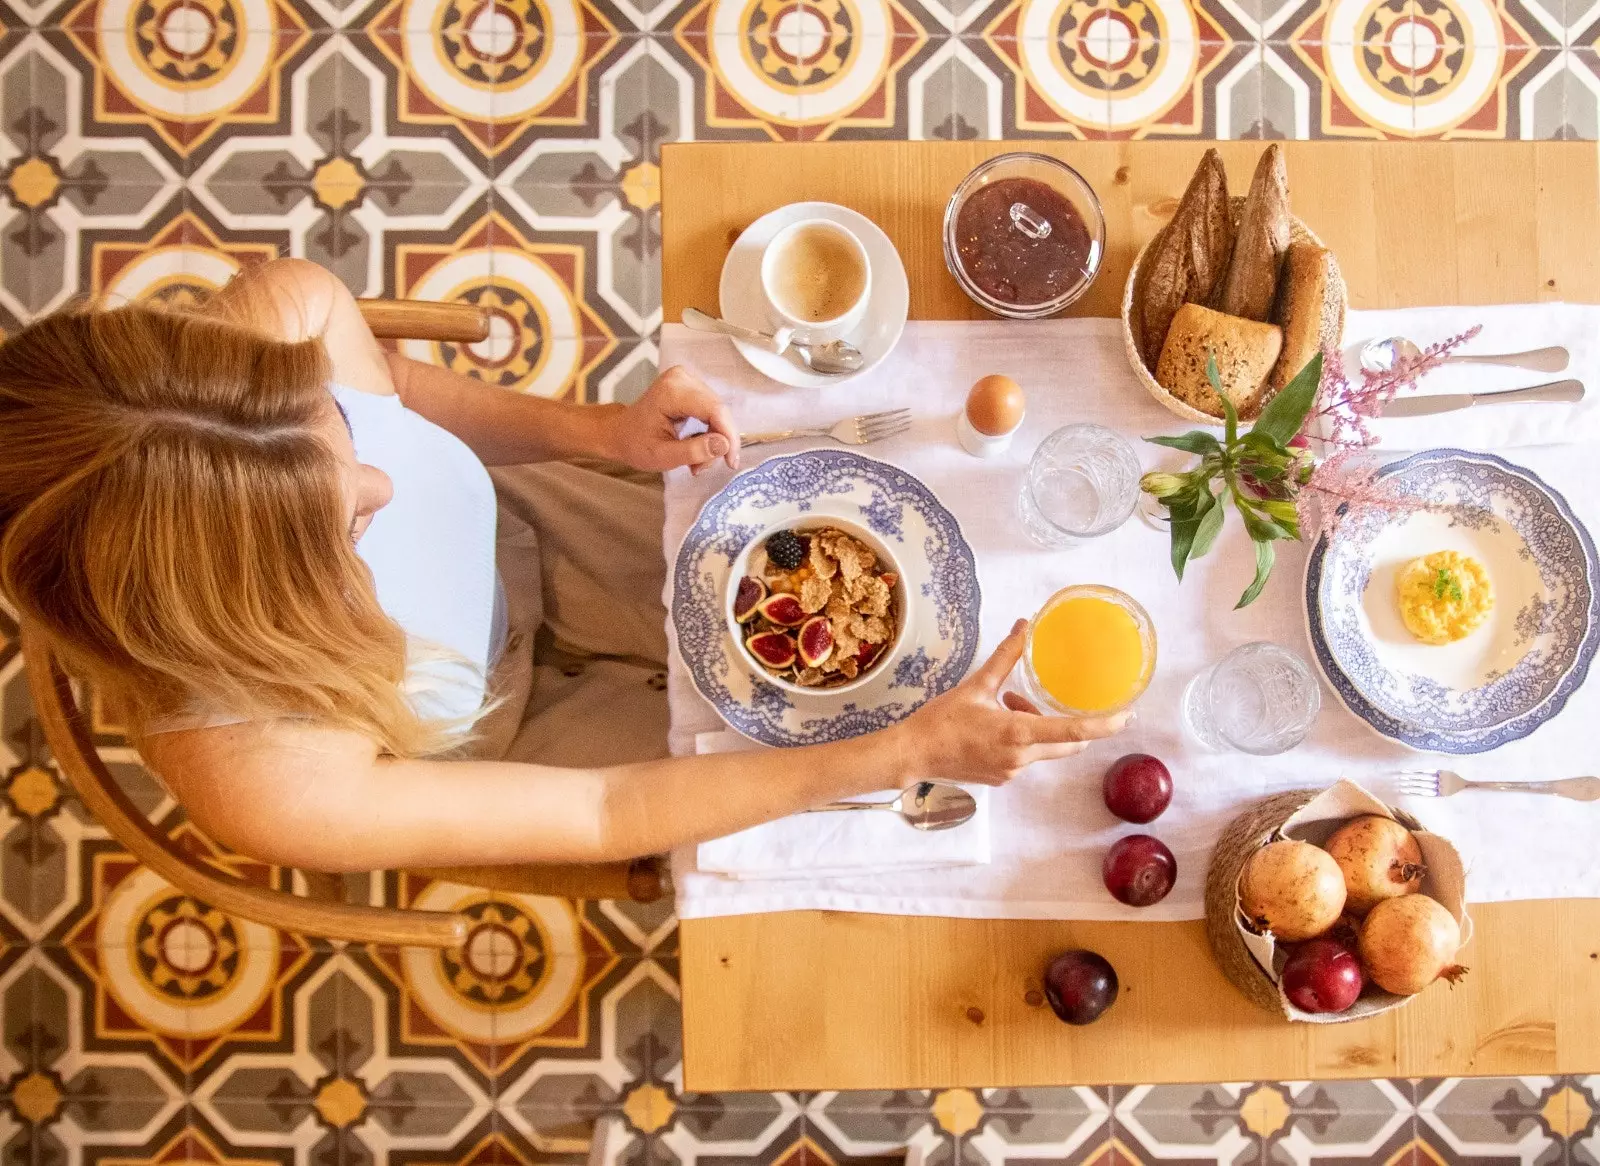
[660,141,1600,1092]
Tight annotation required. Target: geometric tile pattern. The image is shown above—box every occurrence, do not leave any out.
[6,0,1600,1159]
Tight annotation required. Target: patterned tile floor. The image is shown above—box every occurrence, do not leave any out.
[4,0,1600,1159]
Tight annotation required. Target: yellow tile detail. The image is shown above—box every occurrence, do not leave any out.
[620,161,660,212]
[312,157,365,211]
[13,1072,62,1123]
[1238,1084,1291,1138]
[622,1082,677,1134]
[7,158,60,209]
[1386,1138,1448,1166]
[932,1087,984,1136]
[1544,1085,1592,1138]
[313,1078,367,1128]
[7,766,59,818]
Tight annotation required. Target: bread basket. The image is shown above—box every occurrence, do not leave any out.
[1121,197,1348,426]
[1203,779,1466,1024]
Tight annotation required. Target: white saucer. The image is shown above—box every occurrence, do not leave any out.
[717,201,909,389]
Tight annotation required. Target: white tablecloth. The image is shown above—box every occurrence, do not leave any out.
[660,316,1600,921]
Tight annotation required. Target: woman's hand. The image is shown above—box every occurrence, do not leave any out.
[894,619,1130,787]
[605,365,741,474]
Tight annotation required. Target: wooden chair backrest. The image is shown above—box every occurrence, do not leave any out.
[356,299,492,342]
[14,297,666,947]
[22,625,472,946]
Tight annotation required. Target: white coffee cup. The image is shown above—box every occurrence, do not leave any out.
[759,218,872,343]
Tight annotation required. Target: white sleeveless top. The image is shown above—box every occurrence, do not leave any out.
[144,384,502,734]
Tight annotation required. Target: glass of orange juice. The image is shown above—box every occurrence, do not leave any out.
[1018,585,1156,715]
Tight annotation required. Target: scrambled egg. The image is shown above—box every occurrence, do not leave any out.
[1396,551,1494,645]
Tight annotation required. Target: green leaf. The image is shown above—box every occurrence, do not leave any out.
[1213,355,1240,448]
[1258,498,1302,539]
[1241,429,1291,460]
[1147,432,1223,455]
[1251,352,1324,447]
[1188,489,1227,560]
[1236,538,1277,609]
[1234,496,1293,543]
[1169,511,1201,581]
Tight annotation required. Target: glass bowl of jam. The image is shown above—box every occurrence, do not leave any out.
[943,152,1105,319]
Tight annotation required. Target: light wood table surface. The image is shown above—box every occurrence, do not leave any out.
[660,141,1600,1092]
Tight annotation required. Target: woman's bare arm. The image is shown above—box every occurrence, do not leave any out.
[142,624,1128,871]
[211,257,740,473]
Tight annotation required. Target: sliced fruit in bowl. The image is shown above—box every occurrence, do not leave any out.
[724,516,910,697]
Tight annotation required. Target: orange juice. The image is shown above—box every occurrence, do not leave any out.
[1026,587,1154,713]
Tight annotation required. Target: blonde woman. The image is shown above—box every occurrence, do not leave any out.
[0,259,1128,871]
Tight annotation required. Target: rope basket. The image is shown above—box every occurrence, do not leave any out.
[1204,789,1427,1017]
[1121,196,1348,426]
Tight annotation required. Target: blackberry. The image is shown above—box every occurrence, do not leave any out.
[765,530,806,570]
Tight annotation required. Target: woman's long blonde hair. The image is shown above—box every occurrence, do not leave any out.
[0,300,455,756]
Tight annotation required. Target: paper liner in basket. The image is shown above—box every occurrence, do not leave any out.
[1234,778,1468,1024]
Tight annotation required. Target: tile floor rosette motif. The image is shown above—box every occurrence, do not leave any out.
[7,0,1600,1160]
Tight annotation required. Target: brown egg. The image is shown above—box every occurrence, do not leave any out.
[966,374,1025,436]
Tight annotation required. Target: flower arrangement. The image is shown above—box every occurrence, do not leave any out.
[1141,327,1482,607]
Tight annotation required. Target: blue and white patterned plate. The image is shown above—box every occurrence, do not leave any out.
[671,449,982,747]
[1305,449,1599,753]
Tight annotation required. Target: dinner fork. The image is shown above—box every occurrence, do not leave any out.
[741,409,912,449]
[1398,769,1600,802]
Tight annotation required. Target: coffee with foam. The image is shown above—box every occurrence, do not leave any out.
[766,224,867,325]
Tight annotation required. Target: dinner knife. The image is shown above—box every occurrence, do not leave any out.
[1382,378,1586,418]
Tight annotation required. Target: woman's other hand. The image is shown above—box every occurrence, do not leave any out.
[607,365,741,474]
[894,619,1130,787]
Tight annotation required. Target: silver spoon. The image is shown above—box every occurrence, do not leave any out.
[681,307,866,376]
[1360,335,1569,375]
[810,781,978,831]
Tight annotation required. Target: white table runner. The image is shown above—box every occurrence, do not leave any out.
[660,313,1600,922]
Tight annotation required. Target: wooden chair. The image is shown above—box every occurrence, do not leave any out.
[19,298,669,949]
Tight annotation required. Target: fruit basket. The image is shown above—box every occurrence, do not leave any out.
[1203,779,1467,1023]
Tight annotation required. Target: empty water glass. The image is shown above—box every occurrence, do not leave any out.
[1018,423,1142,549]
[1183,642,1322,755]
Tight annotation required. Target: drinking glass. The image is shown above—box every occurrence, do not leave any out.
[1018,424,1142,549]
[1014,584,1157,716]
[1183,642,1322,755]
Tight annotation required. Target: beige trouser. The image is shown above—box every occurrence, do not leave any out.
[468,460,672,767]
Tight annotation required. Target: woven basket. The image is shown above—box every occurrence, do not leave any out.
[1204,789,1430,1019]
[1120,196,1349,426]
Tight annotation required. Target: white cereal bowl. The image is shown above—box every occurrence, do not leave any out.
[724,514,912,699]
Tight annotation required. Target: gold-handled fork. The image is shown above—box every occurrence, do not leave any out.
[1398,769,1600,801]
[741,408,912,449]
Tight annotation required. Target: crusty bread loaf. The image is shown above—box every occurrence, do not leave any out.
[1267,241,1332,395]
[1217,145,1290,321]
[1136,149,1233,367]
[1156,303,1283,418]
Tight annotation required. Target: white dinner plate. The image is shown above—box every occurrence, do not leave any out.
[1304,449,1600,753]
[717,201,909,390]
[670,449,981,747]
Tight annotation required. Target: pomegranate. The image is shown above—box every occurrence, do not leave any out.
[1358,894,1465,996]
[1280,938,1364,1014]
[1239,840,1347,942]
[1325,815,1425,915]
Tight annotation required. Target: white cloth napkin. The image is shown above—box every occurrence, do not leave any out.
[660,319,1600,922]
[692,731,993,879]
[1343,303,1600,451]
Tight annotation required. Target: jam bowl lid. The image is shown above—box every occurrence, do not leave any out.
[943,152,1106,320]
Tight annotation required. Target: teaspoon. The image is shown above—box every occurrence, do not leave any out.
[809,781,978,831]
[1360,335,1569,375]
[681,308,866,376]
